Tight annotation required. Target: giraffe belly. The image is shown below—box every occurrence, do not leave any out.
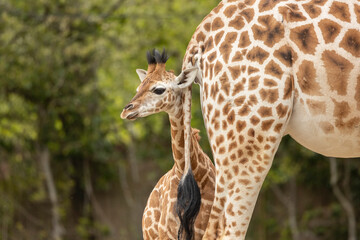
[286,100,360,158]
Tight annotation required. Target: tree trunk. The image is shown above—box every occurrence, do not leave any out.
[39,146,64,240]
[329,157,357,240]
[83,158,115,235]
[272,178,300,240]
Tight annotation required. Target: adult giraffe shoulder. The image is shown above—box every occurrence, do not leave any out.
[182,0,360,238]
[121,49,216,240]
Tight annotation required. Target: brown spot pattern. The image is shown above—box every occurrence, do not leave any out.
[229,66,241,80]
[227,110,236,125]
[208,52,217,64]
[246,46,270,64]
[261,119,275,131]
[234,95,246,105]
[274,123,283,133]
[333,99,351,119]
[258,106,273,117]
[274,45,297,67]
[215,31,225,45]
[212,17,225,31]
[356,75,360,110]
[248,66,259,75]
[339,29,360,57]
[214,61,223,76]
[204,22,211,32]
[306,99,326,115]
[264,78,277,87]
[216,135,225,147]
[355,4,360,24]
[248,94,258,106]
[318,19,341,44]
[240,8,255,23]
[265,60,283,79]
[224,5,237,18]
[238,31,251,48]
[220,32,238,63]
[248,76,260,90]
[252,15,284,47]
[302,3,321,18]
[279,4,307,22]
[290,24,319,54]
[276,103,289,118]
[296,60,322,95]
[335,118,360,132]
[220,72,231,95]
[250,115,260,125]
[259,88,279,103]
[308,0,326,6]
[239,105,251,116]
[259,0,285,12]
[229,15,245,30]
[205,36,214,52]
[329,1,351,23]
[236,120,246,132]
[322,50,353,96]
[196,32,206,43]
[217,94,225,105]
[232,51,243,62]
[319,121,335,134]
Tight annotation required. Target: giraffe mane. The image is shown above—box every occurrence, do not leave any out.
[191,128,201,141]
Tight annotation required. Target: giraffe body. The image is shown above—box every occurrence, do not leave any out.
[142,129,215,240]
[121,50,215,239]
[181,0,360,238]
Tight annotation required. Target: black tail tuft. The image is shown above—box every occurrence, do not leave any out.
[176,169,201,240]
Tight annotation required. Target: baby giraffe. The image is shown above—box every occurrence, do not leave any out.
[121,49,215,240]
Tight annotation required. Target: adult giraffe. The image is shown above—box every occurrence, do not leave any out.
[181,0,360,239]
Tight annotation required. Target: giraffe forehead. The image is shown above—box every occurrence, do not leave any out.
[140,72,175,89]
[138,79,164,92]
[147,70,175,82]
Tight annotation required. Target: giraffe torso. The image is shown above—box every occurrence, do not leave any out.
[185,0,360,158]
[142,129,215,240]
[181,0,360,238]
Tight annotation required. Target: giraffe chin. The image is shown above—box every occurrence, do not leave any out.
[125,112,139,120]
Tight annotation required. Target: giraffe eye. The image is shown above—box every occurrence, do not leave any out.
[153,88,166,95]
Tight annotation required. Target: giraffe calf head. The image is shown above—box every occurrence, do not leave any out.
[121,49,198,120]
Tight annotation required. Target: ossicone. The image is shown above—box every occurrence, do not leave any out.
[146,48,169,73]
[154,48,169,64]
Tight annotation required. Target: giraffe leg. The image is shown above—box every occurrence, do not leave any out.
[201,77,294,239]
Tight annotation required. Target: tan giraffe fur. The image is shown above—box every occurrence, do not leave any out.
[121,50,215,239]
[180,0,360,239]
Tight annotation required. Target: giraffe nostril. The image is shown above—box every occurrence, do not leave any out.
[124,104,134,110]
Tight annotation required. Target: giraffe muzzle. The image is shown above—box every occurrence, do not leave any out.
[120,103,139,120]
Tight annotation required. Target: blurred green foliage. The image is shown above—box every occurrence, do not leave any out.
[0,0,359,239]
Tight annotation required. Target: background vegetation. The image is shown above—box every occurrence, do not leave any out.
[0,0,359,239]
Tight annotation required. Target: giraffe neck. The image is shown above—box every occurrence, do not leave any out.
[168,99,199,177]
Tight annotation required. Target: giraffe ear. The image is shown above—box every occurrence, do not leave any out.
[175,67,198,89]
[136,69,147,82]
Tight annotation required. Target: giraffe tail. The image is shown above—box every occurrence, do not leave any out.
[176,169,201,240]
